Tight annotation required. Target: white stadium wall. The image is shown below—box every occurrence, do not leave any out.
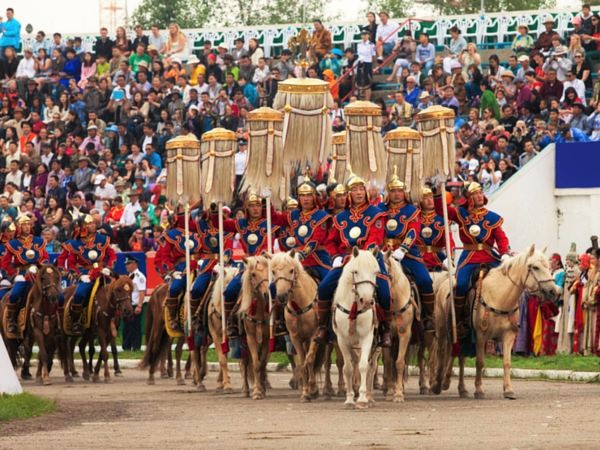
[487,144,600,256]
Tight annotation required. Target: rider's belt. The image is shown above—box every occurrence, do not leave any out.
[418,245,443,254]
[176,256,196,265]
[463,243,492,252]
[201,253,219,259]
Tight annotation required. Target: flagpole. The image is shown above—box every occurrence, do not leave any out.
[218,201,229,354]
[440,182,457,344]
[266,194,275,352]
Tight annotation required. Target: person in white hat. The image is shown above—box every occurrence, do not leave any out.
[93,174,117,210]
[543,44,573,81]
[511,23,534,56]
[535,14,560,52]
[516,54,531,79]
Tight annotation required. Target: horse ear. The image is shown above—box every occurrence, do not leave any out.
[261,251,271,259]
[242,257,248,265]
[528,244,535,257]
[352,246,359,258]
[541,245,547,255]
[289,249,295,259]
[371,246,379,257]
[385,249,392,260]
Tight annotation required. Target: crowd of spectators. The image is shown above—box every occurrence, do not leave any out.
[0,6,596,252]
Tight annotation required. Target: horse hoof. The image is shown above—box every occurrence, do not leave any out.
[442,381,451,391]
[196,383,206,392]
[289,379,299,390]
[43,378,52,386]
[355,401,369,410]
[300,395,311,403]
[504,391,516,400]
[243,391,250,398]
[337,389,346,398]
[459,390,470,399]
[35,377,43,385]
[393,395,404,403]
[21,372,33,381]
[474,391,485,400]
[215,386,224,393]
[185,372,193,380]
[310,390,319,400]
[114,371,123,377]
[104,377,112,384]
[71,371,80,377]
[176,378,186,386]
[419,387,429,395]
[160,371,169,379]
[147,379,155,386]
[92,375,100,383]
[265,381,272,390]
[83,372,90,381]
[252,393,264,400]
[344,400,355,409]
[223,387,233,395]
[65,376,74,383]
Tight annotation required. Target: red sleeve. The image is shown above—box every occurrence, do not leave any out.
[493,225,510,255]
[39,245,49,264]
[56,248,68,269]
[104,245,117,267]
[434,193,459,222]
[209,212,236,233]
[364,216,385,249]
[270,208,288,228]
[299,216,330,257]
[154,240,173,275]
[324,223,343,256]
[1,250,14,276]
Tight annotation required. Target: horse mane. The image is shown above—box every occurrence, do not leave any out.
[106,274,134,304]
[211,266,239,311]
[240,256,268,314]
[271,252,312,285]
[497,246,548,277]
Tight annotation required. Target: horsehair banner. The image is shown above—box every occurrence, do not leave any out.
[200,128,237,206]
[165,134,201,204]
[273,78,334,171]
[344,100,387,187]
[242,107,288,209]
[415,105,456,179]
[384,127,423,202]
[330,131,348,184]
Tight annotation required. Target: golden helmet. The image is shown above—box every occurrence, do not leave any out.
[421,187,433,197]
[386,166,405,191]
[332,183,346,196]
[345,172,366,190]
[286,197,299,209]
[83,214,94,225]
[467,181,483,195]
[16,214,32,226]
[246,191,262,206]
[297,173,316,196]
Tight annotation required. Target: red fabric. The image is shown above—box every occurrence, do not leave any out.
[348,302,358,320]
[573,284,585,353]
[1,238,49,277]
[541,316,558,356]
[325,203,385,256]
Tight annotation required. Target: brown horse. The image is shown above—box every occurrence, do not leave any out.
[63,275,133,382]
[27,265,63,385]
[139,282,186,386]
[239,255,271,400]
[0,282,34,379]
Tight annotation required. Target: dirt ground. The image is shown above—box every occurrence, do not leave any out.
[1,367,599,449]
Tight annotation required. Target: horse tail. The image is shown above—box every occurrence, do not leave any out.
[311,340,327,375]
[139,285,169,371]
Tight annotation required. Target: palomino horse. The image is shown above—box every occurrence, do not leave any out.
[382,251,415,402]
[139,283,187,386]
[333,247,381,409]
[63,275,134,382]
[199,265,239,393]
[238,255,271,400]
[27,265,63,385]
[461,245,557,399]
[269,250,324,402]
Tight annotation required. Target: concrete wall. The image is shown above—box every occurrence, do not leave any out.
[487,144,600,256]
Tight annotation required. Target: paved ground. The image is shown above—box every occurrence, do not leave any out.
[1,368,599,449]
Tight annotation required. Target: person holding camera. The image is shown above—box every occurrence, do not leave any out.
[542,44,573,81]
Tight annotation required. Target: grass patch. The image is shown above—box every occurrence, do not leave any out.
[0,393,56,421]
[459,354,600,372]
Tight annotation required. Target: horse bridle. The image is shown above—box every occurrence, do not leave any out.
[506,265,554,298]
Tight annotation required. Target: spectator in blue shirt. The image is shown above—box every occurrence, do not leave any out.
[556,124,590,143]
[415,33,435,75]
[0,8,20,59]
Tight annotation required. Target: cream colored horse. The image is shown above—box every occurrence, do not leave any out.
[382,251,415,402]
[269,250,323,402]
[464,245,557,399]
[333,247,380,409]
[239,255,271,400]
[197,266,239,393]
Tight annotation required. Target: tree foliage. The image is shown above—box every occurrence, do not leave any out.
[426,0,557,15]
[364,0,410,18]
[131,0,213,29]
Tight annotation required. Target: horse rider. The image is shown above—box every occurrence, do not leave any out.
[315,172,393,346]
[56,214,116,334]
[279,176,332,282]
[154,209,201,333]
[217,192,281,336]
[0,221,15,297]
[326,179,347,216]
[192,207,234,318]
[415,187,455,272]
[433,181,511,334]
[1,215,49,334]
[379,170,435,330]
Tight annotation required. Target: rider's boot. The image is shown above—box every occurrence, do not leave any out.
[421,292,436,332]
[6,302,18,334]
[166,296,181,332]
[454,295,468,338]
[313,299,331,344]
[272,301,286,335]
[379,309,393,348]
[70,303,83,334]
[225,301,240,338]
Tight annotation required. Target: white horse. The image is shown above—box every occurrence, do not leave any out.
[333,247,380,409]
[463,244,557,399]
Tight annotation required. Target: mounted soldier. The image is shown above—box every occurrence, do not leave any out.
[153,209,201,333]
[415,187,454,272]
[380,171,435,329]
[326,179,347,216]
[218,192,281,336]
[2,215,49,335]
[315,172,392,346]
[433,181,511,334]
[56,214,116,334]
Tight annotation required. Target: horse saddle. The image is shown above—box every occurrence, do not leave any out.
[305,267,323,284]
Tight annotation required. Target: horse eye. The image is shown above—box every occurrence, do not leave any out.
[289,269,294,274]
[251,273,256,278]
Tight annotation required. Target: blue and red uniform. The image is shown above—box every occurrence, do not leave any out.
[434,192,510,298]
[317,202,391,310]
[415,209,455,271]
[2,235,48,307]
